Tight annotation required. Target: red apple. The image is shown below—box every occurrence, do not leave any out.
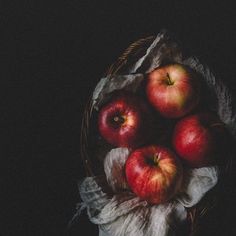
[98,92,154,148]
[146,64,200,118]
[172,112,226,168]
[125,145,183,204]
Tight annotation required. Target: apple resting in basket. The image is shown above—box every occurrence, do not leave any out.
[125,145,183,204]
[146,64,200,118]
[172,112,226,168]
[98,92,155,148]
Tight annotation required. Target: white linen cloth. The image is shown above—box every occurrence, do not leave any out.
[78,147,218,236]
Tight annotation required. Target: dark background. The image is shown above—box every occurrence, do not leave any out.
[1,1,236,235]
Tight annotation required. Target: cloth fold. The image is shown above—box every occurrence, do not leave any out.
[77,164,218,236]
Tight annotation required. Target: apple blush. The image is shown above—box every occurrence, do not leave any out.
[172,112,226,168]
[125,145,183,204]
[146,64,200,118]
[98,93,154,148]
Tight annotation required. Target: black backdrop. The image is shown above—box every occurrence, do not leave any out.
[1,1,236,236]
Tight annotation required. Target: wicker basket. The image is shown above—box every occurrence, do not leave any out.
[80,35,233,235]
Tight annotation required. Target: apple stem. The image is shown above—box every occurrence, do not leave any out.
[166,73,173,85]
[153,153,160,165]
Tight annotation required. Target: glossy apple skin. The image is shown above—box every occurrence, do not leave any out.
[172,113,225,168]
[146,64,200,118]
[98,93,154,148]
[125,145,183,204]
